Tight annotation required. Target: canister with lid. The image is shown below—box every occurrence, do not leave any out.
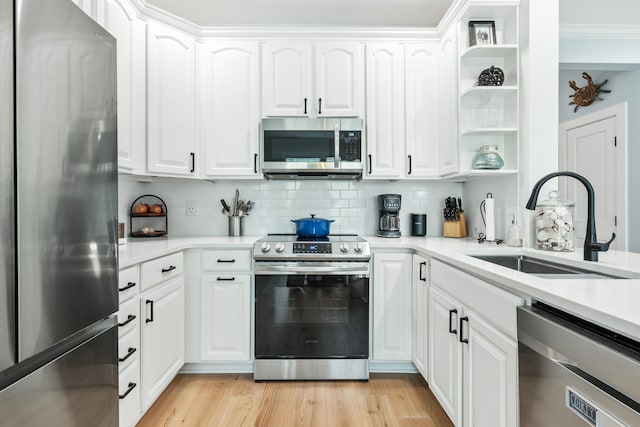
[535,191,575,251]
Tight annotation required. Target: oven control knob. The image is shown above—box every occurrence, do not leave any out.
[275,243,285,253]
[354,244,363,253]
[260,243,271,253]
[340,243,350,253]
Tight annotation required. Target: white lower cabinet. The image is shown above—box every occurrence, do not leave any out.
[411,254,429,380]
[428,259,522,427]
[372,252,412,361]
[140,275,185,410]
[118,358,141,427]
[200,274,251,361]
[118,266,141,427]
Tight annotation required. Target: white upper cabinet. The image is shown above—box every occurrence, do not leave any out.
[70,0,105,26]
[146,22,197,176]
[262,42,312,117]
[365,43,405,178]
[314,42,364,117]
[262,41,363,118]
[405,43,440,178]
[105,0,146,174]
[438,25,459,176]
[199,41,260,178]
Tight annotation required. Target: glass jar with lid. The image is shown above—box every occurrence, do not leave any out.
[471,145,504,170]
[535,191,575,251]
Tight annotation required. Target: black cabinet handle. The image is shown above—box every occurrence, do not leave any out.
[419,262,427,281]
[145,299,154,323]
[118,347,137,363]
[368,154,372,174]
[304,98,307,114]
[190,152,195,173]
[460,316,469,344]
[254,153,258,174]
[161,265,176,273]
[217,277,235,281]
[118,314,136,328]
[448,309,458,334]
[318,98,322,114]
[408,155,412,175]
[119,382,137,399]
[118,281,136,292]
[217,259,236,263]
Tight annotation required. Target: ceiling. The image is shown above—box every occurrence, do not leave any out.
[144,0,456,27]
[559,0,640,26]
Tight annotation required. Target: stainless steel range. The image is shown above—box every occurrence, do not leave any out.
[253,234,371,381]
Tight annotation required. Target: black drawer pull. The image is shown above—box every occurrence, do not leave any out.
[217,259,236,263]
[161,265,176,273]
[408,155,412,175]
[118,281,136,292]
[254,153,258,174]
[118,314,136,328]
[217,277,235,281]
[145,299,154,323]
[448,309,458,334]
[190,152,195,173]
[460,316,469,344]
[119,347,137,363]
[419,261,427,281]
[119,382,137,399]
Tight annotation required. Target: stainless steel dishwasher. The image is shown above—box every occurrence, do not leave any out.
[518,303,640,426]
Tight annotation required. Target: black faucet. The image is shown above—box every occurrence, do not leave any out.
[525,171,615,261]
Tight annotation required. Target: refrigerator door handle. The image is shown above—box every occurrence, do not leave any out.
[145,299,154,323]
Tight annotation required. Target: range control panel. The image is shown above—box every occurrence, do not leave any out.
[293,242,332,254]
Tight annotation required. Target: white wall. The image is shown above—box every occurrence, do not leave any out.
[119,176,462,238]
[559,68,640,252]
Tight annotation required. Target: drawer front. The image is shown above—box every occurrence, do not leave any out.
[118,327,139,372]
[118,297,139,339]
[141,252,184,291]
[119,265,139,304]
[202,249,251,272]
[119,358,141,427]
[431,259,523,339]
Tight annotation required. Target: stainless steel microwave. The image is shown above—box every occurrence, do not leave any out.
[261,118,364,180]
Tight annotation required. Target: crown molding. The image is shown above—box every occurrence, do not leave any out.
[560,23,640,40]
[128,0,452,40]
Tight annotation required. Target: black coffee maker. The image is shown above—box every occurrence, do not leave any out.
[377,194,401,237]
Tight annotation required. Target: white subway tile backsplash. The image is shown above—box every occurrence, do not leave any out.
[118,176,463,237]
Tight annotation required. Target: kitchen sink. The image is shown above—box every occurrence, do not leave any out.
[470,255,628,279]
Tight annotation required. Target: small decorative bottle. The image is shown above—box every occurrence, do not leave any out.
[506,214,523,247]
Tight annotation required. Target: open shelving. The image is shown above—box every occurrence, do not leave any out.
[455,2,520,177]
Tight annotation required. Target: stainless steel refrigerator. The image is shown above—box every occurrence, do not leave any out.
[0,0,119,425]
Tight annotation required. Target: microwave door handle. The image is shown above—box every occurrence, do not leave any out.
[334,123,340,168]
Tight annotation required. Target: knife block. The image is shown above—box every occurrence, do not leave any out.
[443,212,467,238]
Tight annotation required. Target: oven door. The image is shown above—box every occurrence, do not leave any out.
[254,262,369,360]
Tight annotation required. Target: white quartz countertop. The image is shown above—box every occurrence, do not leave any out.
[120,235,640,342]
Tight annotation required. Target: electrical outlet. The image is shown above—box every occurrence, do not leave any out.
[186,200,197,216]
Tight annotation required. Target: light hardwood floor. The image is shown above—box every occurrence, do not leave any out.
[137,373,453,427]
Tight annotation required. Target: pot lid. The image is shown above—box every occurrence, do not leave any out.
[291,214,335,222]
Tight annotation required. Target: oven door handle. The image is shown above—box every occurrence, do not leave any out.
[255,263,369,275]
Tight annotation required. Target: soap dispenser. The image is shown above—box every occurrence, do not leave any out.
[506,214,523,247]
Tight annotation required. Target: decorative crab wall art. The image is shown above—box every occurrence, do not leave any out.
[568,72,611,112]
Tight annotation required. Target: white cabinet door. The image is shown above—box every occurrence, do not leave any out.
[314,42,364,117]
[462,310,518,427]
[105,0,146,174]
[200,275,251,361]
[147,22,196,176]
[365,43,405,178]
[405,43,440,178]
[199,41,260,177]
[262,42,312,117]
[373,253,412,361]
[140,276,185,410]
[429,285,462,426]
[411,254,429,380]
[438,26,458,176]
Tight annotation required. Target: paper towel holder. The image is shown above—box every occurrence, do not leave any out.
[478,193,503,244]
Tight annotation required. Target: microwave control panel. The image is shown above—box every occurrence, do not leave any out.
[339,131,361,161]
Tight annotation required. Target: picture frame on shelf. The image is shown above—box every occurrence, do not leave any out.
[469,21,496,46]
